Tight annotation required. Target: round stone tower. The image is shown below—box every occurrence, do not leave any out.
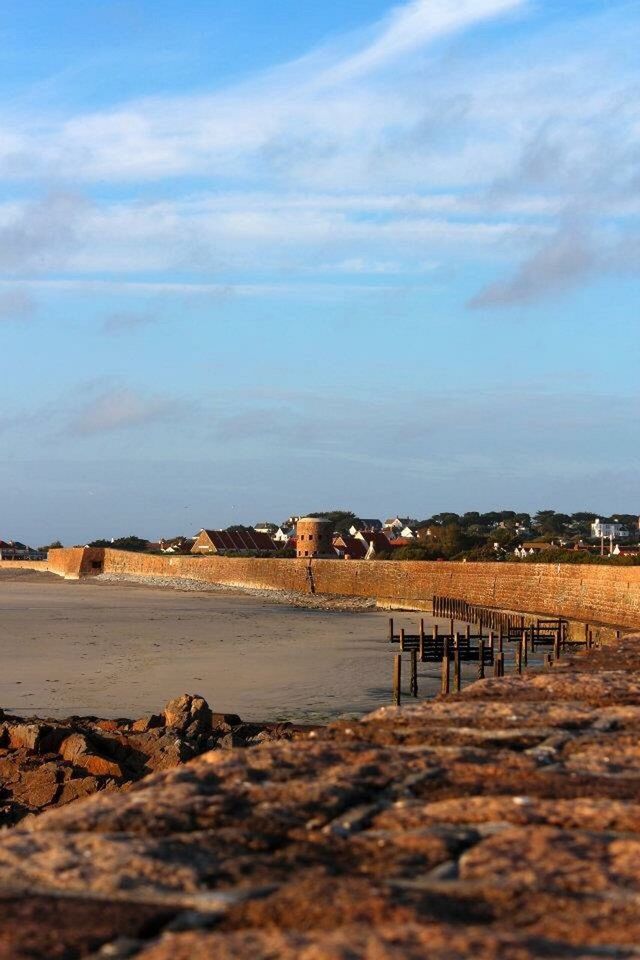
[295,517,334,559]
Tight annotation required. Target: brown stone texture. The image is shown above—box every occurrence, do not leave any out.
[7,546,640,627]
[35,546,640,628]
[1,638,640,956]
[0,701,306,827]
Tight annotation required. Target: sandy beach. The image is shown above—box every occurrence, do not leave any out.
[0,569,464,723]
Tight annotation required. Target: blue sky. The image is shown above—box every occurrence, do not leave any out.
[1,0,639,543]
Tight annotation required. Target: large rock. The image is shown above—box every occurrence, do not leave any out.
[11,763,60,810]
[59,733,124,780]
[132,714,164,733]
[163,695,212,738]
[8,723,49,752]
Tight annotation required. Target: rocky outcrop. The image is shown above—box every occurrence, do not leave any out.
[0,698,308,825]
[2,638,640,957]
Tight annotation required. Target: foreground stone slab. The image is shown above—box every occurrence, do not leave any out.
[2,638,640,957]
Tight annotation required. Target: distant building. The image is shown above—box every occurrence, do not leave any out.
[383,517,416,536]
[273,527,293,543]
[254,522,277,535]
[399,525,417,539]
[0,540,44,560]
[352,530,393,559]
[333,534,367,560]
[591,519,630,540]
[348,519,383,535]
[296,517,334,558]
[159,537,194,554]
[191,529,277,555]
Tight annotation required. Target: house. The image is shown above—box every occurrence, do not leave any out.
[515,541,561,556]
[273,527,293,543]
[399,525,417,539]
[281,517,300,532]
[333,535,367,560]
[159,537,194,555]
[352,530,393,559]
[0,540,44,560]
[383,517,404,533]
[591,519,630,540]
[348,519,383,535]
[612,544,640,557]
[191,528,277,555]
[383,517,416,536]
[254,523,277,535]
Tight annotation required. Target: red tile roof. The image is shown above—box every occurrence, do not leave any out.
[333,535,367,560]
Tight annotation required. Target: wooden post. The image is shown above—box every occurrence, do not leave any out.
[498,627,504,654]
[400,627,405,652]
[529,624,535,653]
[478,633,485,679]
[521,631,528,668]
[516,641,522,675]
[388,617,394,643]
[544,653,553,669]
[588,629,593,649]
[393,654,402,706]
[494,651,504,678]
[441,638,450,695]
[410,650,418,698]
[419,619,426,663]
[450,617,455,639]
[553,631,561,661]
[454,635,461,692]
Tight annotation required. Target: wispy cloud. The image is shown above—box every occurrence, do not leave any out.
[0,192,88,273]
[316,0,526,85]
[69,387,180,436]
[469,218,597,308]
[0,0,636,302]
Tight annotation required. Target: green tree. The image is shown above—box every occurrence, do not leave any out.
[38,540,63,552]
[307,510,357,534]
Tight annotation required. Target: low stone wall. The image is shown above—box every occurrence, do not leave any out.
[47,547,105,579]
[35,547,640,630]
[0,560,49,572]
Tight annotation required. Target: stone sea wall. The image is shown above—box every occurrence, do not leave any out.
[31,547,640,629]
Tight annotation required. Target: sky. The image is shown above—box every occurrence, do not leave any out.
[1,0,639,544]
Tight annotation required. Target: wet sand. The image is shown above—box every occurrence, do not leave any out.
[0,569,472,723]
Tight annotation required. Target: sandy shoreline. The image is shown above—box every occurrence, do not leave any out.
[0,569,468,723]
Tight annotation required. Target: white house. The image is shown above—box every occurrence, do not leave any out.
[273,527,293,543]
[591,519,630,540]
[399,525,416,539]
[348,519,383,536]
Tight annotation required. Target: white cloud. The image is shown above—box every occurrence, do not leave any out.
[0,0,635,302]
[317,0,526,86]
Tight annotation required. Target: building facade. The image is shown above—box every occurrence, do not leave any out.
[295,517,334,558]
